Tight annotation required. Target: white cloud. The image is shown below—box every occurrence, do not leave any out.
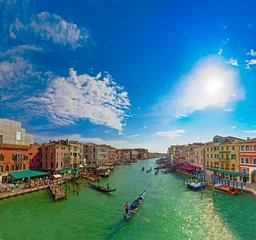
[156,56,244,117]
[0,45,43,58]
[224,108,234,112]
[10,12,91,49]
[218,49,223,55]
[231,126,236,130]
[139,126,147,130]
[19,69,130,131]
[221,38,229,45]
[155,130,185,139]
[126,134,140,139]
[0,56,41,89]
[242,130,256,134]
[246,49,256,56]
[226,58,238,66]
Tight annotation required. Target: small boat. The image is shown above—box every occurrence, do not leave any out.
[187,182,205,191]
[124,191,146,220]
[88,182,116,193]
[142,167,145,172]
[207,183,238,196]
[146,167,152,173]
[155,169,159,175]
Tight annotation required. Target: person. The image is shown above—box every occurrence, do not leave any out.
[124,202,129,214]
[107,183,110,190]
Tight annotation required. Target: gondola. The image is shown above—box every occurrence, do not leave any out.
[146,167,152,173]
[88,182,116,192]
[124,191,146,220]
[142,167,145,172]
[155,169,159,175]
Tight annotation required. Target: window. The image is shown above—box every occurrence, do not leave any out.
[5,165,9,171]
[23,164,26,170]
[0,154,4,161]
[221,154,224,159]
[56,162,58,168]
[254,145,256,151]
[232,146,235,151]
[210,154,212,158]
[45,153,48,160]
[253,158,256,164]
[56,153,58,159]
[241,146,245,151]
[226,146,229,151]
[245,158,249,164]
[51,162,53,168]
[232,164,235,170]
[51,153,53,159]
[225,164,228,169]
[226,154,229,160]
[0,165,3,172]
[61,161,63,168]
[29,153,32,155]
[240,158,244,163]
[45,162,48,168]
[214,147,216,151]
[231,154,236,160]
[242,168,247,173]
[221,146,224,151]
[246,146,250,151]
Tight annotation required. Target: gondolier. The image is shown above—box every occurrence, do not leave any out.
[124,202,130,214]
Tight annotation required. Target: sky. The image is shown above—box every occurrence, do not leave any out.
[1,0,256,153]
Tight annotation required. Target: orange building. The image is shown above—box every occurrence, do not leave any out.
[107,146,117,162]
[0,144,30,182]
[28,143,41,170]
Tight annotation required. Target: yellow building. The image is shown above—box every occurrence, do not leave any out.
[193,145,205,169]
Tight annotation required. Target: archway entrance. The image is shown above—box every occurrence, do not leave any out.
[251,170,256,183]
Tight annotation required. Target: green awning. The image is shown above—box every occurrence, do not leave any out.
[58,168,73,174]
[206,168,249,177]
[206,168,220,172]
[9,170,48,180]
[74,167,79,171]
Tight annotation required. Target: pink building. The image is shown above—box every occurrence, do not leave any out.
[40,140,70,173]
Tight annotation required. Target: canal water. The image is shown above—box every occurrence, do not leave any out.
[0,158,255,240]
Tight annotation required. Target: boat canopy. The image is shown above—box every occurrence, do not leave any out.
[9,170,48,180]
[53,174,62,178]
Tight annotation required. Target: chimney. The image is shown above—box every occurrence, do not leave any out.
[247,137,250,140]
[49,140,52,143]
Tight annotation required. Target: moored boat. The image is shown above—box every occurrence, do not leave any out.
[124,191,146,220]
[146,167,152,173]
[187,182,205,191]
[88,182,116,193]
[207,183,238,196]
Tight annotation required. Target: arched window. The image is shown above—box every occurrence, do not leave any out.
[11,165,14,171]
[0,165,3,172]
[16,165,19,170]
[6,165,9,172]
[56,162,58,168]
[0,154,4,161]
[23,164,26,170]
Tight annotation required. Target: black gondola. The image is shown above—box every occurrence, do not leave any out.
[88,182,116,192]
[146,167,152,173]
[142,167,145,171]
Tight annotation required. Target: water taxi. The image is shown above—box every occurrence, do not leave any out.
[187,182,205,191]
[207,183,238,196]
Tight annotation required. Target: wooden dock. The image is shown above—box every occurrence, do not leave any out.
[49,185,67,202]
[0,185,48,200]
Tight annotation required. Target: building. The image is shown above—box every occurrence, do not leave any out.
[67,140,84,168]
[0,118,34,145]
[130,150,139,160]
[83,143,108,166]
[107,146,117,162]
[239,138,256,183]
[40,140,70,173]
[193,145,205,170]
[28,143,41,170]
[186,143,203,163]
[135,148,148,160]
[119,149,131,161]
[0,143,30,182]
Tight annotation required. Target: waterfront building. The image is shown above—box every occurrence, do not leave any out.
[28,143,41,170]
[239,138,256,183]
[130,150,138,160]
[193,145,205,170]
[135,148,148,160]
[40,140,70,173]
[67,140,84,168]
[0,118,34,146]
[107,146,117,162]
[205,141,214,169]
[186,143,203,164]
[0,143,30,182]
[83,143,108,166]
[119,149,131,161]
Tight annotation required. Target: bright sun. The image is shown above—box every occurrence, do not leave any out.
[204,77,223,96]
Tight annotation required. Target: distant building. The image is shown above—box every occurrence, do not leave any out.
[130,150,138,160]
[66,140,84,168]
[83,143,108,166]
[0,118,34,146]
[107,146,117,162]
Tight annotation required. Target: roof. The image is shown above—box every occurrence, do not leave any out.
[240,138,256,143]
[0,144,31,149]
[9,170,48,180]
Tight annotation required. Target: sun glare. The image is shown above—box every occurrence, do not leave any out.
[204,77,223,96]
